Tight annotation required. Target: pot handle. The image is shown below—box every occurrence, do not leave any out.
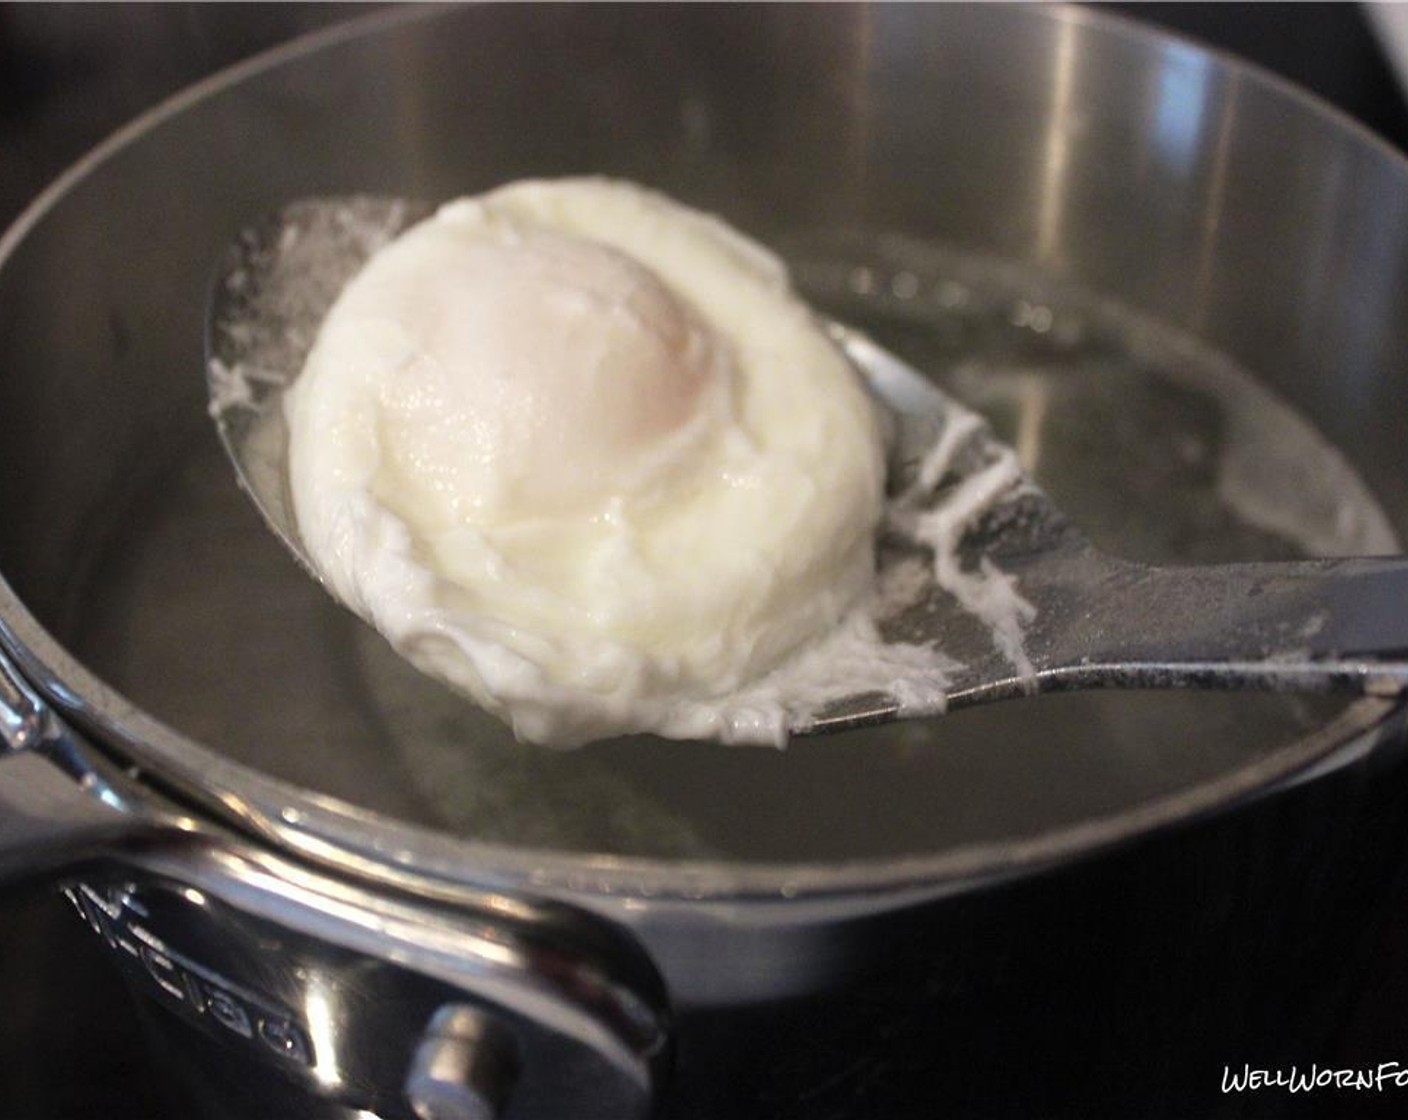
[0,642,161,888]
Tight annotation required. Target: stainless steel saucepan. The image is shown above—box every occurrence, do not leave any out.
[3,6,1408,1117]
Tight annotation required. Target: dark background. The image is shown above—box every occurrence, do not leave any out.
[1,4,1407,1118]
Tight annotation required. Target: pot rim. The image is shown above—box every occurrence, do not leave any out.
[0,1,1403,910]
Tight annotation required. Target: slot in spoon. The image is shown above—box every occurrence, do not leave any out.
[206,197,1408,738]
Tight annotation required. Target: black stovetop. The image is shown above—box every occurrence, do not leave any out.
[2,5,1408,1119]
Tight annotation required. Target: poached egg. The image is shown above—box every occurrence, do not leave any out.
[285,178,888,745]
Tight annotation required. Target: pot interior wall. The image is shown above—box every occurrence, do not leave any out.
[0,4,1404,863]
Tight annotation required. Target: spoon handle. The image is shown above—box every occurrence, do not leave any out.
[989,552,1408,702]
[799,552,1408,736]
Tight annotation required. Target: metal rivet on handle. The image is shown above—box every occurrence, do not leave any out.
[405,1004,518,1120]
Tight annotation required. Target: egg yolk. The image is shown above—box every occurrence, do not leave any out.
[371,228,732,525]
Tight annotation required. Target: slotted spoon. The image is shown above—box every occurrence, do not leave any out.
[206,198,1408,738]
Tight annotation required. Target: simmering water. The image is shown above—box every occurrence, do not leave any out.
[788,233,1397,566]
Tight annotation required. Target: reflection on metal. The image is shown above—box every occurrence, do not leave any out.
[304,975,343,1090]
[1190,75,1239,334]
[0,639,54,754]
[1153,41,1213,168]
[1013,372,1052,477]
[1037,20,1078,268]
[848,4,878,208]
